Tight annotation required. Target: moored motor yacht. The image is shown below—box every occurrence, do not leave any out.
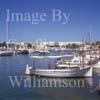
[0,48,13,56]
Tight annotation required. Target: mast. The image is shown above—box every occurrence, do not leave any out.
[98,43,100,60]
[82,36,85,68]
[6,18,9,48]
[79,46,81,68]
[88,25,92,65]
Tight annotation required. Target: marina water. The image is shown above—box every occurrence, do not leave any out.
[0,54,100,100]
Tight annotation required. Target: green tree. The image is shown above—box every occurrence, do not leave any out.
[27,43,32,49]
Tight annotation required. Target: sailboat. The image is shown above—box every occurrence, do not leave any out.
[25,35,92,77]
[0,20,13,56]
[25,64,92,77]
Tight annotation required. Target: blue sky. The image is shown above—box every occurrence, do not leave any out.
[0,0,100,42]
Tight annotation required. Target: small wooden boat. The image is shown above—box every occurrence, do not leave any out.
[25,64,92,77]
[25,34,93,78]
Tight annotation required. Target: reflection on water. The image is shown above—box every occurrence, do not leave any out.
[94,68,100,76]
[24,76,99,100]
[0,55,100,100]
[25,76,93,88]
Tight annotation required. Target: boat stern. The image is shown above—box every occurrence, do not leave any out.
[25,64,32,75]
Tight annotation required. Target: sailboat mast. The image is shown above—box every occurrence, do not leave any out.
[82,36,85,68]
[6,19,9,48]
[88,26,92,65]
[98,44,100,60]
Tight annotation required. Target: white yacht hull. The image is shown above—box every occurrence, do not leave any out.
[0,51,13,56]
[30,55,73,59]
[25,65,92,77]
[93,61,100,68]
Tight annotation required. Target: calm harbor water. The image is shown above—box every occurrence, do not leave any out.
[0,55,100,100]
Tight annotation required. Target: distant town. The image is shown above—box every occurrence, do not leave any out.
[0,40,100,51]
